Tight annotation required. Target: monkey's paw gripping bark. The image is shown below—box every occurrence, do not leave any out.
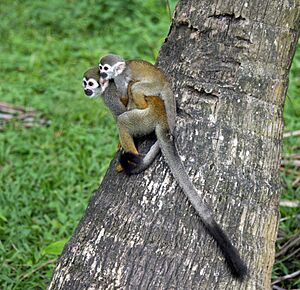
[115,163,124,172]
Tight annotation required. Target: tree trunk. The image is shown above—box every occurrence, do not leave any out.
[48,1,300,289]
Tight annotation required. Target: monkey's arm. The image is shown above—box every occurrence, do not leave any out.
[99,80,159,173]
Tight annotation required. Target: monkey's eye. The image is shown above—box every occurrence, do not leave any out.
[87,79,99,89]
[103,64,111,71]
[82,80,87,87]
[99,65,102,70]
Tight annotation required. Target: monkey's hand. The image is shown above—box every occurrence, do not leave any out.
[115,150,143,173]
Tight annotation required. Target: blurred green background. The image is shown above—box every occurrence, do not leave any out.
[0,0,299,289]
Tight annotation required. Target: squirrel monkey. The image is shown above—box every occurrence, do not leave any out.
[82,66,160,172]
[98,54,248,280]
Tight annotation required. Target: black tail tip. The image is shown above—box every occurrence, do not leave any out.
[221,240,248,281]
[119,152,143,174]
[208,220,248,281]
[230,260,248,281]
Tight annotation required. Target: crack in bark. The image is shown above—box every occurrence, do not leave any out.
[235,35,252,44]
[208,12,246,22]
[175,17,213,36]
[175,18,199,33]
[176,107,194,120]
[186,85,220,102]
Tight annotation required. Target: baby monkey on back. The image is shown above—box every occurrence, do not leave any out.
[89,54,248,280]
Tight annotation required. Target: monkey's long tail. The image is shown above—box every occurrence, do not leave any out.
[155,124,248,281]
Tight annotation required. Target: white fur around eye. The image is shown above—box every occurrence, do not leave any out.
[103,64,111,71]
[87,79,99,89]
[99,64,112,73]
[82,77,87,88]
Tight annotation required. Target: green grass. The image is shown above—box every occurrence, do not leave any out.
[272,40,300,290]
[0,1,299,289]
[0,1,176,288]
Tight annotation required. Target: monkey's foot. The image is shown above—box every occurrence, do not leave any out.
[119,152,144,175]
[117,143,122,151]
[115,163,124,172]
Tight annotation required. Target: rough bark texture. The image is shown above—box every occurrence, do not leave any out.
[49,1,300,289]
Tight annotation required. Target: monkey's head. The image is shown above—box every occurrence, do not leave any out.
[99,54,126,80]
[83,66,108,98]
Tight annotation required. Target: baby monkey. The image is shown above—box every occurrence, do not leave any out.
[98,54,248,280]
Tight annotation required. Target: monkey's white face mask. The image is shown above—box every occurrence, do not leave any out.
[99,62,126,80]
[82,77,108,98]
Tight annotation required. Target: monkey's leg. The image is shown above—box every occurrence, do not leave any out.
[117,108,156,154]
[115,110,143,172]
[118,123,139,155]
[115,122,137,173]
[128,81,150,109]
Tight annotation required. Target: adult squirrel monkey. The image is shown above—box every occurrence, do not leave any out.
[98,54,248,280]
[82,66,160,172]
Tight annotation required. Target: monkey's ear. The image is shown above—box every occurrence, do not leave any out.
[113,62,126,76]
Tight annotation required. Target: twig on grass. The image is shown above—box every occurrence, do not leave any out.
[283,130,300,138]
[272,269,300,285]
[272,285,286,290]
[280,214,300,222]
[275,247,300,264]
[20,258,56,280]
[0,102,50,130]
[279,200,300,208]
[276,232,300,258]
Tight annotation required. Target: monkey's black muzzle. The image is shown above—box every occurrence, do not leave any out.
[84,89,93,96]
[100,72,108,79]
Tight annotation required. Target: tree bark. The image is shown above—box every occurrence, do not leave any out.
[48,1,300,289]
